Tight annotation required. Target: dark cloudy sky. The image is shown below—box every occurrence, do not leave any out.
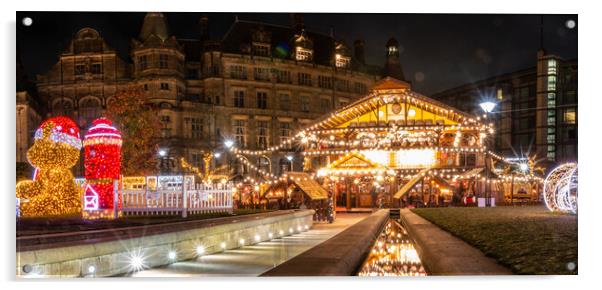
[16,12,577,95]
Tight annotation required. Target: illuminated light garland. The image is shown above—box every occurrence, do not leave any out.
[543,163,578,214]
[16,117,83,217]
[83,118,122,217]
[302,146,485,156]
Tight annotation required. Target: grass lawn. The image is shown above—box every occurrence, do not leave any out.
[17,209,273,237]
[412,206,577,275]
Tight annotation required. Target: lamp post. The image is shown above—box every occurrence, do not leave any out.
[479,101,496,207]
[286,155,294,172]
[158,148,168,174]
[224,139,234,176]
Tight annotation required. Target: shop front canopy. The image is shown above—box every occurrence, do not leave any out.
[393,168,430,199]
[287,172,329,200]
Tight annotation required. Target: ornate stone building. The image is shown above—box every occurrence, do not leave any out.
[28,13,407,178]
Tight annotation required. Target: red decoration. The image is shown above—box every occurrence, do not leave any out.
[83,118,122,210]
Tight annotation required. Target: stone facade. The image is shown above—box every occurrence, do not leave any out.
[30,13,393,178]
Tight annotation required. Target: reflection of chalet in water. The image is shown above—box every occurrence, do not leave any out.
[300,77,498,209]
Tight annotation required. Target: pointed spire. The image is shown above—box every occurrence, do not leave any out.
[139,12,170,42]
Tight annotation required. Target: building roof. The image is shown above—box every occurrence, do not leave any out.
[220,19,379,74]
[302,77,476,132]
[139,12,170,41]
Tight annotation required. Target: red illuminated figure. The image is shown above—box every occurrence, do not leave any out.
[83,118,122,212]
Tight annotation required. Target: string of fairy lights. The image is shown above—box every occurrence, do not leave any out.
[190,89,542,193]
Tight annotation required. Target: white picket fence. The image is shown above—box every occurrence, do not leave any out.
[120,182,234,217]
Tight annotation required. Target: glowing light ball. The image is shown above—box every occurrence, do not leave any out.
[543,162,578,214]
[16,116,83,217]
[83,118,122,212]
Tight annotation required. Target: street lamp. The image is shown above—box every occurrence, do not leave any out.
[479,101,496,114]
[479,101,497,207]
[224,140,234,149]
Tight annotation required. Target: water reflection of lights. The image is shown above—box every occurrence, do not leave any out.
[358,220,427,276]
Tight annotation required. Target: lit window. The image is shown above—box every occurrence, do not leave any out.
[564,108,576,124]
[547,59,557,75]
[335,54,350,68]
[296,47,313,61]
[257,121,269,149]
[160,83,169,90]
[496,88,503,100]
[279,122,292,149]
[233,119,247,147]
[547,75,556,91]
[387,46,398,56]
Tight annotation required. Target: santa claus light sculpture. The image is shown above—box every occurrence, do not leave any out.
[83,118,122,218]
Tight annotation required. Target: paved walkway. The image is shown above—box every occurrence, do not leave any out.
[400,209,512,275]
[127,213,369,277]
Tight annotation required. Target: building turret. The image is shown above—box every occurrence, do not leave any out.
[131,12,184,79]
[383,37,406,81]
[139,12,170,42]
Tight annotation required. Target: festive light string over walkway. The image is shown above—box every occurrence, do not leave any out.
[543,163,578,214]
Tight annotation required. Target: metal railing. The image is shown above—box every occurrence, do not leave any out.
[121,182,233,217]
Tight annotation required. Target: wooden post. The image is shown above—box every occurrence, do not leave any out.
[113,180,119,219]
[182,183,188,218]
[345,178,351,210]
[510,175,515,206]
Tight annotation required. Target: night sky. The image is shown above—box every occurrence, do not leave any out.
[16,12,577,95]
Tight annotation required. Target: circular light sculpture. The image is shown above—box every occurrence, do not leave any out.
[543,163,578,214]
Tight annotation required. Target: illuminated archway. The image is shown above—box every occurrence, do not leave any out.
[543,163,578,214]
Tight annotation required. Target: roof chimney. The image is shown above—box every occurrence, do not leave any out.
[290,13,304,32]
[199,14,210,41]
[353,39,365,65]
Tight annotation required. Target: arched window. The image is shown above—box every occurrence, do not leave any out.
[258,156,271,173]
[52,99,74,118]
[279,158,292,175]
[79,98,102,127]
